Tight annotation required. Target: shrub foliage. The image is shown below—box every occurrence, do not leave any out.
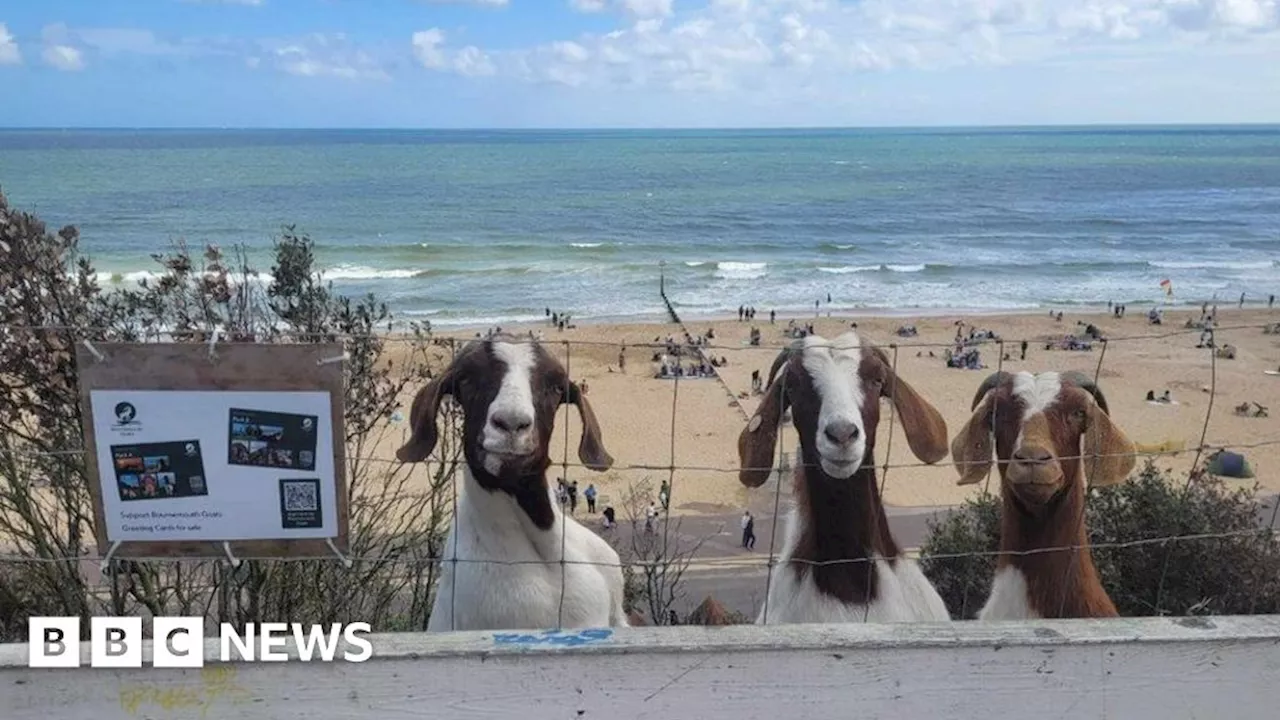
[920,461,1280,619]
[0,191,460,640]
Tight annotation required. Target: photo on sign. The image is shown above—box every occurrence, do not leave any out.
[279,478,323,529]
[227,408,319,471]
[111,440,208,502]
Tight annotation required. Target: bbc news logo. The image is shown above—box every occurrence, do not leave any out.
[28,617,372,668]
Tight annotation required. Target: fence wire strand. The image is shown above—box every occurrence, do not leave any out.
[1,314,1277,627]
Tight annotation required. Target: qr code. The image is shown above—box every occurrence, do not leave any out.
[283,481,318,512]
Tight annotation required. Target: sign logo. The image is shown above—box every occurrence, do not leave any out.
[114,402,137,425]
[111,401,142,435]
[28,617,373,667]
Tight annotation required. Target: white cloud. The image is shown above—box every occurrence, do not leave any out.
[43,45,84,71]
[443,0,1277,113]
[623,0,675,18]
[454,46,497,75]
[1163,0,1279,30]
[261,33,389,80]
[0,23,21,65]
[569,0,674,14]
[17,0,1280,126]
[73,28,186,56]
[552,40,591,63]
[412,28,449,69]
[412,28,499,76]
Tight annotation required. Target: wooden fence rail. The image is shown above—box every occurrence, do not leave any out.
[3,615,1279,719]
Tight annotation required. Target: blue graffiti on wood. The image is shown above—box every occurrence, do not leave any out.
[493,628,614,648]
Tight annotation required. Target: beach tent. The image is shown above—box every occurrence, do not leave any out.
[1205,450,1254,479]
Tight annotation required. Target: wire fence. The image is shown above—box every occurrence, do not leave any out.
[1,312,1279,630]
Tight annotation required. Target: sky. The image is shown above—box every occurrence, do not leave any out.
[0,0,1278,128]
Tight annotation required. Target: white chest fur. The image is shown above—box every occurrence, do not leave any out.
[978,566,1041,621]
[756,505,952,624]
[428,470,627,632]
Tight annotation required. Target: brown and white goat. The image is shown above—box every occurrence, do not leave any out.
[738,331,953,624]
[397,335,626,631]
[951,370,1137,620]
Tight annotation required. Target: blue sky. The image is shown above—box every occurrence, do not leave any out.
[1,0,1278,128]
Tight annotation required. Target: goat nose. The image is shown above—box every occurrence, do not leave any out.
[824,420,861,445]
[491,410,533,434]
[1013,446,1052,464]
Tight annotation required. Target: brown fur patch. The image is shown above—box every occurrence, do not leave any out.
[957,376,1124,619]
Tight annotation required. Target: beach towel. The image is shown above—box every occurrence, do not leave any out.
[1206,451,1254,479]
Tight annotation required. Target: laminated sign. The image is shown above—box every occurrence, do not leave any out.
[76,342,349,561]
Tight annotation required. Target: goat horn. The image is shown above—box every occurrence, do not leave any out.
[765,347,792,388]
[971,371,1010,410]
[1060,370,1110,415]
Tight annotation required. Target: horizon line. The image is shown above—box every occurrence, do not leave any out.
[2,122,1279,132]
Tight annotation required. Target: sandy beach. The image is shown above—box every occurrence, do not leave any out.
[374,305,1280,519]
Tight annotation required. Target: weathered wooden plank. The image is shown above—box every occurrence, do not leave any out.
[2,617,1278,719]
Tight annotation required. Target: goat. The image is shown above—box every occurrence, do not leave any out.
[951,370,1137,620]
[396,335,626,631]
[737,331,953,624]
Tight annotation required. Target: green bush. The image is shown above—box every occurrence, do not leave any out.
[916,492,1001,619]
[920,461,1280,619]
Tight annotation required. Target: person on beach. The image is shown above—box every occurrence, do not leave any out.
[741,511,756,550]
[568,481,579,514]
[659,480,670,511]
[770,309,776,324]
[584,484,597,513]
[1020,339,1028,361]
[602,505,615,530]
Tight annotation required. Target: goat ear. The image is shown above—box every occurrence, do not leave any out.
[738,367,789,488]
[1082,401,1135,487]
[951,392,995,485]
[880,356,949,464]
[396,373,453,463]
[565,382,613,471]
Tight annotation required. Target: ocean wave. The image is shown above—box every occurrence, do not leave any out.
[885,264,926,273]
[684,261,706,267]
[714,261,768,280]
[818,265,880,274]
[322,265,420,280]
[94,270,275,286]
[569,242,605,248]
[1148,260,1275,271]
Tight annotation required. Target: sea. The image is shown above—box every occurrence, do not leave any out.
[1,126,1278,328]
